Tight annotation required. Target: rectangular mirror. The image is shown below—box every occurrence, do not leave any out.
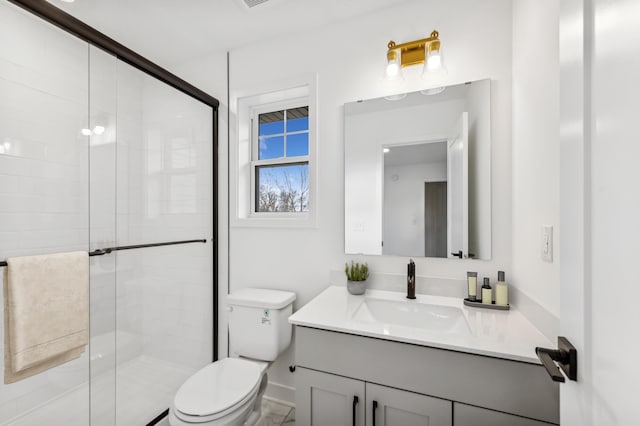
[344,79,491,259]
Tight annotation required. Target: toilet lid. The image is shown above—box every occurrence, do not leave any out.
[174,358,262,417]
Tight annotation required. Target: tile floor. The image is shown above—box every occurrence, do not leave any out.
[257,398,295,426]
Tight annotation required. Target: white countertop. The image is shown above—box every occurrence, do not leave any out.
[288,286,553,364]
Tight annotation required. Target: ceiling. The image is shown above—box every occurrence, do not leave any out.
[47,0,414,67]
[384,141,447,167]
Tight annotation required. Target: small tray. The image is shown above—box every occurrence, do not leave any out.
[463,298,510,311]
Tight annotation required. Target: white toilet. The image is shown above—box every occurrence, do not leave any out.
[169,288,296,426]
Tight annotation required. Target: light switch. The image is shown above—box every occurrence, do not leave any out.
[541,225,553,262]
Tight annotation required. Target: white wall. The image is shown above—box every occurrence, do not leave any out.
[383,161,447,257]
[225,0,513,400]
[512,0,560,324]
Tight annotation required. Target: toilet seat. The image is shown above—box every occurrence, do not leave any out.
[173,358,262,423]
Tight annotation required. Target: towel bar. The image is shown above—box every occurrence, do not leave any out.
[0,239,208,267]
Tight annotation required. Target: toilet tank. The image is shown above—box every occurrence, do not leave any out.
[227,288,296,361]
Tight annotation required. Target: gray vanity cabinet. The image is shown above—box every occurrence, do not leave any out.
[453,403,553,426]
[296,367,365,426]
[294,326,559,426]
[295,368,451,426]
[366,383,452,426]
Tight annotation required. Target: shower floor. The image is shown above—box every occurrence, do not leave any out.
[4,355,193,426]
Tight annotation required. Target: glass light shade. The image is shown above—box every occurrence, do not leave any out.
[386,62,400,78]
[422,44,447,80]
[426,51,442,71]
[385,50,402,80]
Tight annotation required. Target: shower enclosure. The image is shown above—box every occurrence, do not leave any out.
[0,1,218,424]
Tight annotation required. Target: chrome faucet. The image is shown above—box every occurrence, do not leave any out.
[407,259,416,299]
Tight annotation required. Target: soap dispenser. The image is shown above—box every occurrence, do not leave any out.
[495,271,509,306]
[481,277,492,305]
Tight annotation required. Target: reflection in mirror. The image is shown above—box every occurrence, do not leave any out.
[344,79,491,259]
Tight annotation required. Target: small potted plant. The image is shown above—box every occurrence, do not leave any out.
[345,261,369,295]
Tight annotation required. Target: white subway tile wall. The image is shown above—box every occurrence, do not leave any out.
[0,3,91,424]
[0,2,214,424]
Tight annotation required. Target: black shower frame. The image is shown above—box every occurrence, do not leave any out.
[7,1,220,424]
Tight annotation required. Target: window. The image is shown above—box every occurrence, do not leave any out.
[251,102,310,213]
[232,78,317,227]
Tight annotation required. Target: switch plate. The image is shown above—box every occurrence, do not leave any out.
[541,225,553,262]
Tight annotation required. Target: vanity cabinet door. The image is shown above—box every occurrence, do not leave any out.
[454,403,557,426]
[366,383,452,426]
[296,367,365,426]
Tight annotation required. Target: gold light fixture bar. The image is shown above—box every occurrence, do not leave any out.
[387,30,440,68]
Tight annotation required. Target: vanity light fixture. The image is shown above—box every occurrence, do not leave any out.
[385,30,447,80]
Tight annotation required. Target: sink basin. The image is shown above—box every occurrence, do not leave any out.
[351,297,470,335]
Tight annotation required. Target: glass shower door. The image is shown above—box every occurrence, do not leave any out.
[112,59,214,425]
[88,45,118,426]
[0,2,92,424]
[1,3,215,424]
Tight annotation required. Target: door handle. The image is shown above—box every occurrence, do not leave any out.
[451,250,463,258]
[352,395,359,426]
[535,336,577,382]
[372,400,378,426]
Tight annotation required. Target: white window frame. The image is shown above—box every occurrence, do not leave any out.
[249,98,310,216]
[231,75,317,228]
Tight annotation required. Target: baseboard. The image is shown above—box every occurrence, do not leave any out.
[264,381,295,406]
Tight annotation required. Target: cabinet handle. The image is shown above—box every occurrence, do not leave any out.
[352,395,359,426]
[451,250,463,258]
[372,400,378,426]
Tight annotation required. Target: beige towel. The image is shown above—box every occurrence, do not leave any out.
[3,251,89,384]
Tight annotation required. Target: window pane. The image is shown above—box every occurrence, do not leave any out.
[286,133,309,157]
[286,106,309,132]
[256,163,309,212]
[259,135,284,160]
[259,111,284,135]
